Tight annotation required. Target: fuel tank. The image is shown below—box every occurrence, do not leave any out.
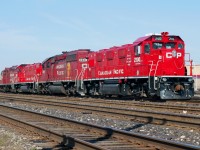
[48,85,66,95]
[20,85,30,93]
[100,84,120,95]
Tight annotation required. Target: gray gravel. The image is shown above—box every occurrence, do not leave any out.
[0,126,40,150]
[0,101,200,148]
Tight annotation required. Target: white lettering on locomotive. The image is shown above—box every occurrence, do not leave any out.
[134,57,140,63]
[26,77,35,81]
[57,71,64,75]
[166,52,182,58]
[98,70,112,76]
[113,69,124,74]
[10,73,15,77]
[98,69,124,76]
[177,53,181,58]
[56,64,64,69]
[79,58,87,62]
[126,55,132,64]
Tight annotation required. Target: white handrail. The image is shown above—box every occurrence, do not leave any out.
[74,69,78,87]
[154,60,161,77]
[148,61,154,89]
[193,62,198,91]
[148,61,154,77]
[76,68,84,91]
[154,60,161,90]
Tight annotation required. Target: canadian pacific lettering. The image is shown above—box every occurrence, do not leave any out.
[98,69,124,76]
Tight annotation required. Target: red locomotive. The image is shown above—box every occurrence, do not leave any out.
[0,63,42,93]
[0,32,194,99]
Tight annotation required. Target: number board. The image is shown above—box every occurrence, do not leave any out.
[154,36,162,41]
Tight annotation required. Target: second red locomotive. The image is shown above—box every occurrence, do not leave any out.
[0,32,194,100]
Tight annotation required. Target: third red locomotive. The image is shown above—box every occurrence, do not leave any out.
[0,32,194,100]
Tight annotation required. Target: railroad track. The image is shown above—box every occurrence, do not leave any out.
[0,93,199,115]
[1,92,200,105]
[0,95,200,131]
[0,104,199,150]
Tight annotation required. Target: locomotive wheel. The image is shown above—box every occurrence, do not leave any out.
[118,95,122,98]
[108,94,112,98]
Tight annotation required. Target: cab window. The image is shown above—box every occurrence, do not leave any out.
[153,42,163,49]
[144,43,150,53]
[47,62,51,68]
[178,43,184,49]
[166,42,175,49]
[134,45,141,56]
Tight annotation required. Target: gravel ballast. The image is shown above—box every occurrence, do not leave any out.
[0,101,199,148]
[0,125,41,150]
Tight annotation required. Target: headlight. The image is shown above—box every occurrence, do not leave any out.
[188,78,193,82]
[172,50,177,57]
[162,77,167,82]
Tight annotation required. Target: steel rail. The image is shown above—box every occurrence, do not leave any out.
[0,114,105,150]
[0,104,199,150]
[1,96,200,130]
[0,94,199,114]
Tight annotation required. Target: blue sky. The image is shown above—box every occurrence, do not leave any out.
[0,0,199,71]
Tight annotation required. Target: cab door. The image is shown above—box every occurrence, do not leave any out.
[133,44,144,76]
[44,60,52,82]
[143,42,152,76]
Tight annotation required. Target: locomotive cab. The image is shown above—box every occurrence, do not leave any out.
[141,32,194,99]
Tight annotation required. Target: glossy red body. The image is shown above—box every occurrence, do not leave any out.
[22,63,42,83]
[85,35,185,80]
[1,63,42,85]
[39,49,90,83]
[1,65,25,85]
[0,34,186,85]
[0,33,194,99]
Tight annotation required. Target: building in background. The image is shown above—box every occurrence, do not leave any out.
[186,65,200,91]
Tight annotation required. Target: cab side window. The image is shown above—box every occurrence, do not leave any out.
[144,44,150,53]
[178,43,184,49]
[134,45,141,56]
[47,62,51,68]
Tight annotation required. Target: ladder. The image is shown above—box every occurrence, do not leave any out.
[148,60,161,90]
[75,64,87,95]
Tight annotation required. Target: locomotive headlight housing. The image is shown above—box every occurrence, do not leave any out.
[172,50,177,57]
[162,77,167,82]
[188,78,194,82]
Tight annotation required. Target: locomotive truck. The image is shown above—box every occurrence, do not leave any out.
[0,32,194,100]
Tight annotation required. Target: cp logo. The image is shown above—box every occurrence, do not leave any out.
[166,52,182,58]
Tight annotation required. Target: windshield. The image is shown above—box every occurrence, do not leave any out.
[153,42,163,49]
[153,42,176,49]
[166,42,175,49]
